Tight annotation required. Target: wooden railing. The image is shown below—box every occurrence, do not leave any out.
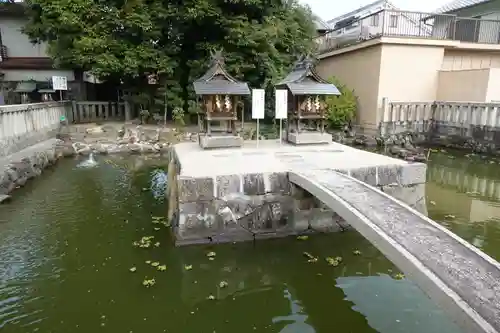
[379,99,500,138]
[69,101,130,123]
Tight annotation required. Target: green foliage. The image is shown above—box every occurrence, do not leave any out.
[172,107,185,128]
[23,0,317,119]
[325,77,357,129]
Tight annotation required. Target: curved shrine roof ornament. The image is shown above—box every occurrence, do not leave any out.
[275,54,341,95]
[193,49,250,96]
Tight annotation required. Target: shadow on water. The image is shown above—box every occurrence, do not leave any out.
[0,154,463,333]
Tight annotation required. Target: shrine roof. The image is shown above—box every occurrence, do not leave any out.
[276,56,340,95]
[193,50,250,95]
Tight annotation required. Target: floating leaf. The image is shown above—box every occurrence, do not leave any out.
[145,260,151,264]
[444,214,456,219]
[325,257,340,266]
[429,201,436,205]
[219,281,228,288]
[296,235,309,241]
[154,242,160,247]
[353,250,362,256]
[207,295,215,300]
[129,267,137,272]
[208,257,215,261]
[394,273,405,280]
[303,252,317,263]
[184,265,193,271]
[207,251,216,258]
[157,265,167,271]
[151,262,160,267]
[154,227,160,231]
[142,278,156,287]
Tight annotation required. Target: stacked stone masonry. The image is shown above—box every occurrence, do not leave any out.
[173,157,427,245]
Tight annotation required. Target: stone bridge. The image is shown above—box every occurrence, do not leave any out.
[289,170,500,333]
[170,141,500,333]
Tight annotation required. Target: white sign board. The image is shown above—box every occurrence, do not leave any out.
[252,89,265,119]
[275,89,288,119]
[52,76,68,90]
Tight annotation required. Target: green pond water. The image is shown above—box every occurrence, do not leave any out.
[0,150,498,333]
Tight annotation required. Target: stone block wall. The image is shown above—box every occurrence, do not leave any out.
[0,102,70,157]
[169,156,427,246]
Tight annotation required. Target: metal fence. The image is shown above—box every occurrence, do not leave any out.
[316,10,500,53]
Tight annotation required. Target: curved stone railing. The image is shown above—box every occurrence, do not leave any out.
[289,170,500,333]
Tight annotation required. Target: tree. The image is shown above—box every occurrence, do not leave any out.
[23,0,316,117]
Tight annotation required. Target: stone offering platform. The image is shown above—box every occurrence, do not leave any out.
[167,140,426,246]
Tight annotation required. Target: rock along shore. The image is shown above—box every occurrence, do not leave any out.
[0,123,195,203]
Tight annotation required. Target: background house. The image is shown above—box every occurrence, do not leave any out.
[316,0,431,50]
[0,3,83,104]
[315,0,500,133]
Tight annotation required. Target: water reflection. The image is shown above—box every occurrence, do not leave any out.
[337,275,462,333]
[272,288,314,333]
[426,151,500,259]
[0,156,465,333]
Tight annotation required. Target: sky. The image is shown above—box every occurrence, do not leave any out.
[300,0,453,20]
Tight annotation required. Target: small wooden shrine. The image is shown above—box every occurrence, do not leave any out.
[275,55,340,145]
[193,50,250,149]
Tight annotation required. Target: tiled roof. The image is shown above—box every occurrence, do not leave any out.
[434,0,491,14]
[193,50,250,95]
[193,81,250,95]
[0,57,54,70]
[275,56,340,95]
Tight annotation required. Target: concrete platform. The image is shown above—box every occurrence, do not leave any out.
[168,140,426,246]
[198,134,243,149]
[287,131,332,145]
[174,140,417,179]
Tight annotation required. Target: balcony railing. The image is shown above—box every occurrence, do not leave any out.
[316,10,500,54]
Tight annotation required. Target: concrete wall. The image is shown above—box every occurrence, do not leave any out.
[0,102,69,157]
[437,68,490,101]
[2,69,76,82]
[442,49,500,70]
[316,44,382,130]
[0,18,48,58]
[318,38,500,131]
[378,43,443,103]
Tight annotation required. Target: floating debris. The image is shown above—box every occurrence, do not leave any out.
[353,250,362,256]
[219,281,228,288]
[394,273,405,280]
[303,251,318,263]
[142,278,156,288]
[184,265,193,271]
[157,265,167,271]
[296,235,309,241]
[134,236,155,248]
[129,267,137,272]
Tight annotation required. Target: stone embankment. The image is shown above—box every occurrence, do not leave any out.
[331,130,428,162]
[0,123,195,203]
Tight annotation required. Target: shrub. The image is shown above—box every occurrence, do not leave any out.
[325,77,357,129]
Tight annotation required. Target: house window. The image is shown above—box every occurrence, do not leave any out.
[370,14,379,27]
[389,15,398,28]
